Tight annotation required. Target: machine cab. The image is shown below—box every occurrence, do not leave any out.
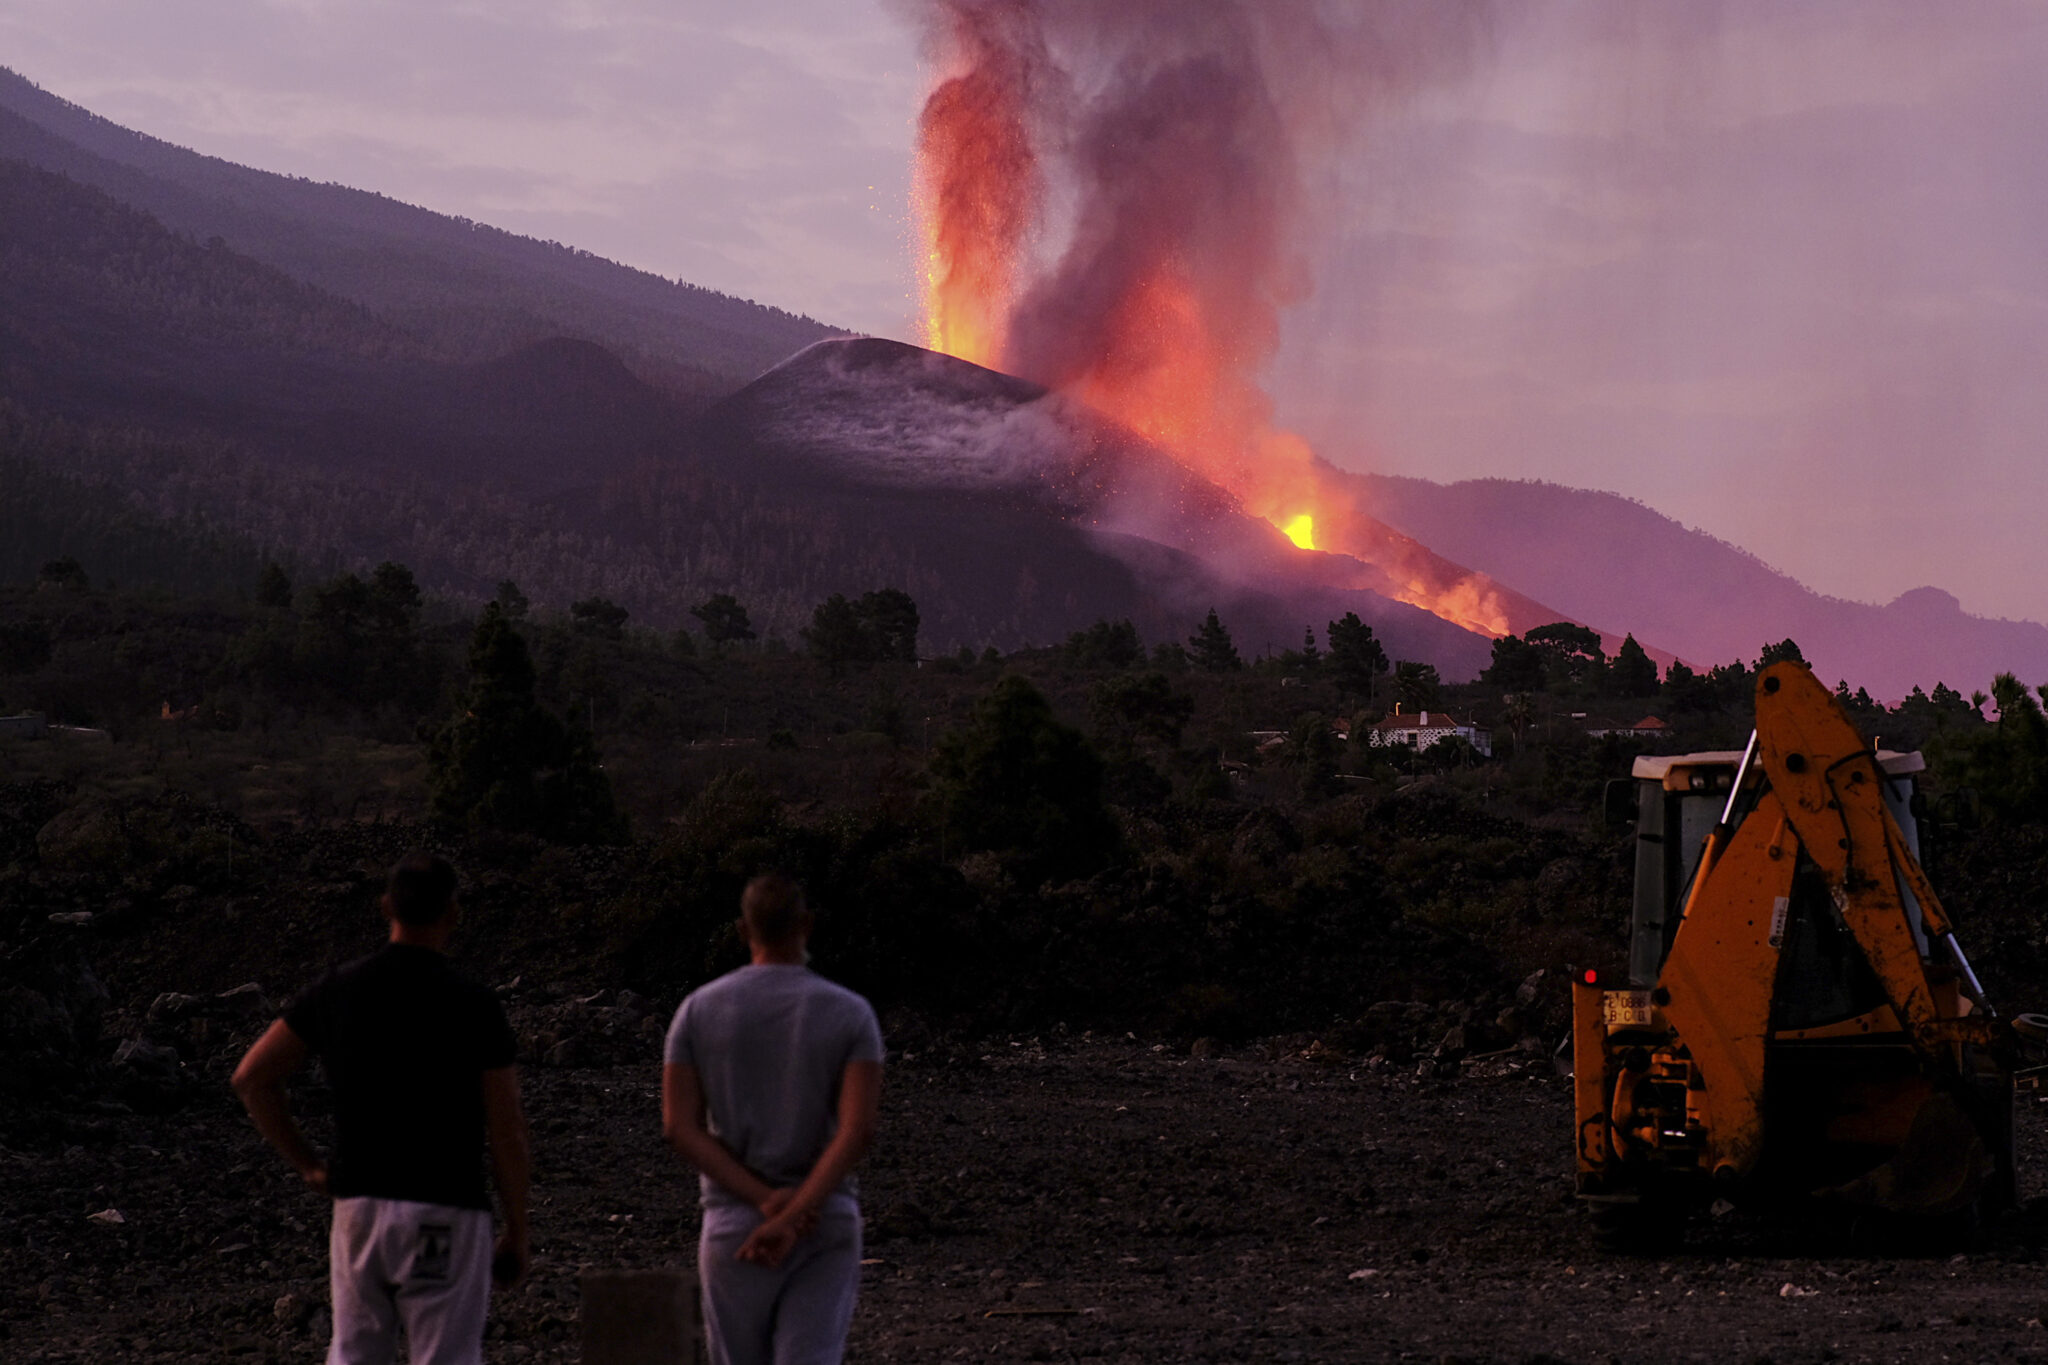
[1623,749,1928,988]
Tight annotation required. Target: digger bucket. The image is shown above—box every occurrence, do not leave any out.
[1818,1090,1991,1218]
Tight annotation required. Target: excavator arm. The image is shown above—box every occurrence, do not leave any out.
[1652,663,2002,1188]
[1749,664,1993,1052]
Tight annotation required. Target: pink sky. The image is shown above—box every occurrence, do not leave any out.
[5,1,2047,624]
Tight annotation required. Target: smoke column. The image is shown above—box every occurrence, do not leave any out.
[899,0,1510,633]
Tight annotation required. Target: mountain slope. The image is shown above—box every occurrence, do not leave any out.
[689,338,1499,672]
[1356,474,2048,699]
[0,186,1493,661]
[0,67,838,397]
[0,160,690,497]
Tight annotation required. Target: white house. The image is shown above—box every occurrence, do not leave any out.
[1366,706,1493,758]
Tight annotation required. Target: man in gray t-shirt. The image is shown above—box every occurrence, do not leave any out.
[662,874,884,1365]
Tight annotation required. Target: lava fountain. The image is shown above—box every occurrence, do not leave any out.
[913,0,1046,369]
[902,0,1513,637]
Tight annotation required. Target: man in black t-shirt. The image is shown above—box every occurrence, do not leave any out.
[234,852,529,1365]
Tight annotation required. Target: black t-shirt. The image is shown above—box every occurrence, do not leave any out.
[283,943,517,1210]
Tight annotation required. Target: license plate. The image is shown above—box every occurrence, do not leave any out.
[1602,990,1655,1029]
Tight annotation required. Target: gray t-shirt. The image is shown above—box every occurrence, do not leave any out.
[663,964,885,1209]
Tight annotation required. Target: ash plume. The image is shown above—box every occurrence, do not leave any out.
[901,1,1488,454]
[898,0,1517,638]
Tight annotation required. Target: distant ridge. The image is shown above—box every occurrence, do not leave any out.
[0,65,841,398]
[1354,474,2048,701]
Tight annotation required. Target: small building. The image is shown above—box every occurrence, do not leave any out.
[1248,729,1289,756]
[0,712,48,741]
[1366,706,1493,758]
[1586,715,1669,740]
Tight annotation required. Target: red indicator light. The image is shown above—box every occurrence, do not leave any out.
[1583,969,1599,985]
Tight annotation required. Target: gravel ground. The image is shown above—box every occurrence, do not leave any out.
[7,1035,2048,1364]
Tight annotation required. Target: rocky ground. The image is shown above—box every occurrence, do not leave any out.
[7,1025,2048,1365]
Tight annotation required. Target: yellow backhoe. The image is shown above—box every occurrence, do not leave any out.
[1574,661,2033,1249]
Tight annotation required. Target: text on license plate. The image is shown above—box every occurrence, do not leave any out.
[1602,990,1655,1029]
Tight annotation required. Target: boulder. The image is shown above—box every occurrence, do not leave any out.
[147,992,204,1025]
[110,1036,189,1113]
[214,983,273,1018]
[34,800,128,872]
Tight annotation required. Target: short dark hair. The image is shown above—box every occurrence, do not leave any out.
[741,873,808,946]
[387,852,459,927]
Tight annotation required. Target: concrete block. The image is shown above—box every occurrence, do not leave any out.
[580,1267,699,1364]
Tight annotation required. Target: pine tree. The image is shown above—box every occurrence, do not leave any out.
[1525,622,1605,689]
[427,603,624,843]
[1188,608,1242,672]
[1482,634,1545,694]
[692,593,756,647]
[857,588,920,662]
[255,563,292,611]
[570,596,629,638]
[1326,612,1388,697]
[493,580,530,619]
[1608,634,1659,699]
[930,675,1117,884]
[802,588,921,672]
[803,593,868,673]
[1758,638,1807,669]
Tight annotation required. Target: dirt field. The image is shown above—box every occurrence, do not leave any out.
[7,1031,2048,1365]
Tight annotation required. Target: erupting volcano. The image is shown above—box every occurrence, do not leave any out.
[905,0,1521,638]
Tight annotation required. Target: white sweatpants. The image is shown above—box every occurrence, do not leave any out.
[328,1196,494,1365]
[698,1197,863,1365]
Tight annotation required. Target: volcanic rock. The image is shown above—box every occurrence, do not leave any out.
[35,800,127,872]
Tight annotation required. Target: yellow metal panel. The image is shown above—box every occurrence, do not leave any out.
[1656,789,1797,1178]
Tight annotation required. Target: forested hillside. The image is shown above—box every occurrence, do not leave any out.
[0,66,841,397]
[0,442,271,599]
[0,121,1497,658]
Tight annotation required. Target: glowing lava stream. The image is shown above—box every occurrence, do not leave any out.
[1280,514,1315,550]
